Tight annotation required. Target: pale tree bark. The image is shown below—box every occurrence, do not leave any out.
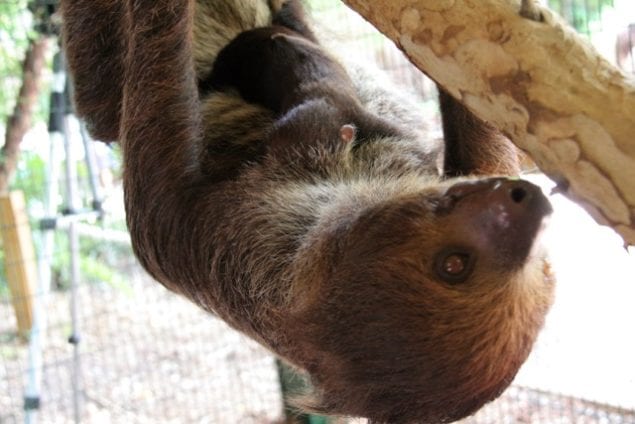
[341,0,635,245]
[0,37,50,194]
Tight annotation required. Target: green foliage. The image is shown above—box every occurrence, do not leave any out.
[0,253,5,297]
[0,0,35,126]
[1,147,133,297]
[48,231,132,294]
[10,150,47,207]
[547,0,614,33]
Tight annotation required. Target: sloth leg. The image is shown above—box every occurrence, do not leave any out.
[439,89,520,177]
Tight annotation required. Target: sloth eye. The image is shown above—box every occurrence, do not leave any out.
[434,248,474,284]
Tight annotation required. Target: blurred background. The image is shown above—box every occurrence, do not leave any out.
[0,0,634,422]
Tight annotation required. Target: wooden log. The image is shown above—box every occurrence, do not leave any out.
[340,0,635,245]
[1,191,38,338]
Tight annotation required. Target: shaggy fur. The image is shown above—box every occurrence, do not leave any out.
[61,1,555,423]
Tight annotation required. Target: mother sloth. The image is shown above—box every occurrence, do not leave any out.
[61,0,554,422]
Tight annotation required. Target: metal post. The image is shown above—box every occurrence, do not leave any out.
[21,3,92,422]
[60,55,83,424]
[79,124,103,216]
[24,48,102,424]
[23,50,64,424]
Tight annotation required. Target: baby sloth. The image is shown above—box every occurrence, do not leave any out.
[201,10,407,150]
[61,0,555,422]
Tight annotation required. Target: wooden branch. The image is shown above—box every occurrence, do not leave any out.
[0,37,50,194]
[341,0,635,245]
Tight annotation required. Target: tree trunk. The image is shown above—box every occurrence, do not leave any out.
[0,37,50,194]
[341,0,635,245]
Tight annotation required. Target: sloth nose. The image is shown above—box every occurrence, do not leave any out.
[510,183,528,203]
[496,179,533,204]
[490,179,553,217]
[443,178,551,216]
[437,177,552,223]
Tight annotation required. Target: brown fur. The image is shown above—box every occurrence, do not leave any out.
[62,0,127,142]
[202,2,407,150]
[60,1,555,423]
[439,89,521,177]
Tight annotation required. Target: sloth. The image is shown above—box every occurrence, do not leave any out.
[61,0,555,423]
[200,3,406,148]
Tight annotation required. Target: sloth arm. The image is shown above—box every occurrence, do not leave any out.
[62,0,215,290]
[117,0,213,289]
[61,0,127,142]
[439,89,520,177]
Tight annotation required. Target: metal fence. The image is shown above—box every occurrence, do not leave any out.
[1,0,634,423]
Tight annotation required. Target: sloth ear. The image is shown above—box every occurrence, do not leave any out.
[339,124,356,143]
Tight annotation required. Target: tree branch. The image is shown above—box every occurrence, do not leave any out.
[341,0,635,245]
[0,37,50,194]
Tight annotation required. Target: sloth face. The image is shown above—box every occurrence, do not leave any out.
[285,177,554,424]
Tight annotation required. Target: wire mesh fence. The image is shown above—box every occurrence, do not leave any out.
[1,0,634,423]
[1,272,284,423]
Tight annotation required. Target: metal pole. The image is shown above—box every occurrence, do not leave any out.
[25,49,94,424]
[60,51,83,424]
[23,50,64,424]
[79,124,103,217]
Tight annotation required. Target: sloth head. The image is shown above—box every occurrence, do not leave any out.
[284,177,554,424]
